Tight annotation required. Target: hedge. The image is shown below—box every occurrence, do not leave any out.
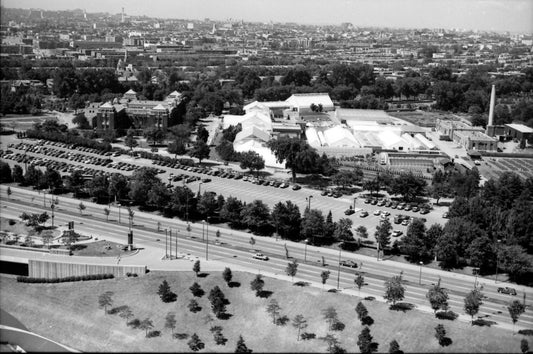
[16,273,114,283]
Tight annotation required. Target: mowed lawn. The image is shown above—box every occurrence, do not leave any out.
[0,271,527,353]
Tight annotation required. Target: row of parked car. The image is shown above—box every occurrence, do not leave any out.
[364,197,431,214]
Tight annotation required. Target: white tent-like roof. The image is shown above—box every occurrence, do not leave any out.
[305,127,321,148]
[414,133,437,150]
[234,126,271,144]
[323,125,359,148]
[378,130,407,149]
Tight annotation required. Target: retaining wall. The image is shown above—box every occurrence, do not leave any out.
[28,259,146,278]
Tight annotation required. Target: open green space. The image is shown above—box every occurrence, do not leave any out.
[0,271,527,353]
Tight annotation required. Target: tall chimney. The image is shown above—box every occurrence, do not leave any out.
[488,84,495,126]
[121,8,125,23]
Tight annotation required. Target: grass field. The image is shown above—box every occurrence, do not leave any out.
[0,271,528,353]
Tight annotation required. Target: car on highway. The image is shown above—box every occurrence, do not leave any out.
[497,287,517,295]
[344,208,355,215]
[252,253,269,261]
[359,210,369,217]
[339,260,358,268]
[392,230,403,237]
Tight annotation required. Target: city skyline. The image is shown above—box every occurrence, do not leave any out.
[2,0,532,34]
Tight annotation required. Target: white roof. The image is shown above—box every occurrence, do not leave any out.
[153,104,167,111]
[234,126,271,144]
[323,125,359,148]
[305,127,321,148]
[125,89,136,95]
[243,101,269,113]
[401,133,423,150]
[414,133,437,150]
[505,124,533,133]
[285,93,334,109]
[99,102,113,109]
[378,131,407,149]
[335,108,393,123]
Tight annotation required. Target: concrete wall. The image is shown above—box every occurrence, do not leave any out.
[28,259,146,278]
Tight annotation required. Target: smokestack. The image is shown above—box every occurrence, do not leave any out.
[121,8,124,23]
[488,84,495,126]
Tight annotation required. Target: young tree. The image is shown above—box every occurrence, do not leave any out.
[355,273,365,295]
[208,286,228,318]
[355,302,368,321]
[78,202,86,216]
[98,291,114,315]
[292,314,308,341]
[464,288,484,324]
[193,260,201,277]
[321,270,330,288]
[164,312,177,335]
[139,318,154,337]
[435,324,446,345]
[426,278,449,313]
[250,274,265,296]
[384,275,405,307]
[286,259,298,281]
[197,125,209,143]
[222,267,233,285]
[187,333,205,352]
[322,306,338,330]
[103,207,110,221]
[190,282,204,297]
[189,140,210,164]
[320,334,340,352]
[266,299,282,324]
[508,300,526,331]
[357,327,378,354]
[210,326,228,346]
[124,128,138,151]
[239,150,265,176]
[389,339,404,354]
[157,280,177,302]
[188,299,201,313]
[119,306,133,324]
[235,335,252,353]
[6,186,12,199]
[521,339,529,354]
[375,219,392,252]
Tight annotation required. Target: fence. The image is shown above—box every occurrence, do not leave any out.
[28,259,146,278]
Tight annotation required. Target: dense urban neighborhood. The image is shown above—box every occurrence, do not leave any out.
[1,3,533,353]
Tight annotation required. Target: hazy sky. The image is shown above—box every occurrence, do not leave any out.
[3,0,532,33]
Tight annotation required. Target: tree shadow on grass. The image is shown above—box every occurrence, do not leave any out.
[389,302,415,312]
[197,273,209,278]
[472,319,497,327]
[228,281,241,288]
[217,313,233,320]
[258,290,273,298]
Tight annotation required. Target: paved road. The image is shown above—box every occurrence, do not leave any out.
[2,187,532,331]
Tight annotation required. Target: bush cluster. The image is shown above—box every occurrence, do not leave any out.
[435,310,458,321]
[126,272,138,277]
[16,273,114,283]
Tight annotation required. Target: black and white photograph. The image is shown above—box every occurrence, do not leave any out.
[0,0,532,352]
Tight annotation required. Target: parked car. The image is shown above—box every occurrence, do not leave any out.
[401,219,410,226]
[392,230,403,237]
[321,190,329,196]
[420,209,430,215]
[344,208,355,215]
[292,184,301,190]
[252,253,269,261]
[340,260,358,268]
[359,210,369,218]
[373,210,381,216]
[497,287,517,295]
[442,212,449,218]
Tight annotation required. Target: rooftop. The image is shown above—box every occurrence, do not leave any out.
[505,123,533,133]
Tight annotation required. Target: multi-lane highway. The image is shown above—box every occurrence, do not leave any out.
[1,185,531,330]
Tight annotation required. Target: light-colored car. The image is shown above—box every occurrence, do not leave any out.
[392,230,403,237]
[373,209,381,216]
[252,253,269,261]
[401,219,410,226]
[359,210,369,217]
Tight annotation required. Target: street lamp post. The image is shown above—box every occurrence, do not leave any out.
[353,197,356,210]
[169,228,173,259]
[198,182,203,197]
[50,203,55,227]
[473,268,479,288]
[202,220,205,241]
[118,203,122,224]
[175,229,178,257]
[165,229,168,259]
[336,245,342,289]
[495,239,501,283]
[306,195,313,210]
[168,173,174,187]
[418,261,423,285]
[205,218,209,261]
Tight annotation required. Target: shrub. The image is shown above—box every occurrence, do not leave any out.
[147,330,161,338]
[364,296,375,301]
[435,311,458,321]
[332,321,346,331]
[126,272,132,277]
[8,220,16,226]
[301,332,316,340]
[275,315,290,326]
[361,316,374,326]
[518,329,533,336]
[173,333,189,340]
[472,319,496,327]
[132,273,138,277]
[108,305,129,315]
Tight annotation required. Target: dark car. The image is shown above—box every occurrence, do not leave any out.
[344,208,355,215]
[420,208,429,214]
[339,260,358,268]
[321,190,329,196]
[497,287,517,295]
[292,184,301,190]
